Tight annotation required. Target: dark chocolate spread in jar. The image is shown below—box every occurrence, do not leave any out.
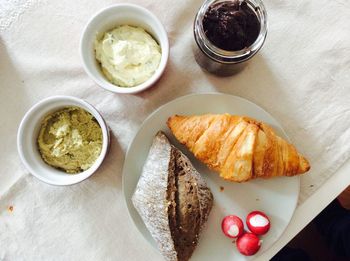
[193,0,268,76]
[203,0,260,51]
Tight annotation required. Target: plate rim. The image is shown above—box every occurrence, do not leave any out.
[121,92,300,256]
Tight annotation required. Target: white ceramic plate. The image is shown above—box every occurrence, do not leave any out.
[122,93,299,260]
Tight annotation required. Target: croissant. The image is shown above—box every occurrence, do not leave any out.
[167,114,310,182]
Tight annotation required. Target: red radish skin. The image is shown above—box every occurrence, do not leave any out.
[221,215,244,239]
[246,211,270,235]
[236,233,261,256]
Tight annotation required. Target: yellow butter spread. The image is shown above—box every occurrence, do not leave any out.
[95,25,161,87]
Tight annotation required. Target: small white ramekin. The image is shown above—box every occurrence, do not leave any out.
[80,3,169,94]
[17,96,110,186]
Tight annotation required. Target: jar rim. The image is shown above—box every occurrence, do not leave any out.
[194,0,268,63]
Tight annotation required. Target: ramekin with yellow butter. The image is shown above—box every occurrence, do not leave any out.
[80,4,169,94]
[95,25,161,88]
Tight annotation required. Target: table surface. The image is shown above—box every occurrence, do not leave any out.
[1,0,349,260]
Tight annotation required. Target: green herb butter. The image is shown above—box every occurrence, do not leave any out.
[37,107,103,174]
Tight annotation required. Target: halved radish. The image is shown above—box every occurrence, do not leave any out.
[221,215,244,238]
[246,211,270,235]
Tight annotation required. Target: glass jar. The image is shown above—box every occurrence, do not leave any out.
[193,0,268,76]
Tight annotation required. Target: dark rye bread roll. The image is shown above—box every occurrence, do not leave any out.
[132,131,213,261]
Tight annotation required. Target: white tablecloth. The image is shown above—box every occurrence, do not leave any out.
[1,0,349,259]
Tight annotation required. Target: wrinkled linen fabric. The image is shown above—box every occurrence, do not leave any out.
[0,0,349,259]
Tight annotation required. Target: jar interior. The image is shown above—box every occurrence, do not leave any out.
[194,0,268,63]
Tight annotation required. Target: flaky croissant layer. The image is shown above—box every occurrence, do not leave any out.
[167,114,310,182]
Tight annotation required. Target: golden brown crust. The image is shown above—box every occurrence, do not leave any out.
[167,114,311,182]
